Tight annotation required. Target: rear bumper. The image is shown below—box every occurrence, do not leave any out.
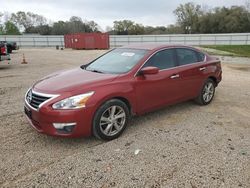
[24,102,95,138]
[217,70,222,85]
[0,55,10,61]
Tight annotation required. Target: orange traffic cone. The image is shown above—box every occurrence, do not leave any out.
[21,53,28,64]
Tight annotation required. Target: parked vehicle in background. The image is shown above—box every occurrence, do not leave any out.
[0,42,11,63]
[0,41,19,53]
[24,44,222,140]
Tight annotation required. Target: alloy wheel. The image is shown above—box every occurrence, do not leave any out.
[99,105,126,136]
[203,82,214,103]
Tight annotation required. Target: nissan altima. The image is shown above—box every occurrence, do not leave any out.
[24,44,222,140]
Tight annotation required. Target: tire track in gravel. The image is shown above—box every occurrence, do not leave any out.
[0,75,21,79]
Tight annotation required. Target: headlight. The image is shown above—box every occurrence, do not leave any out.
[52,91,94,110]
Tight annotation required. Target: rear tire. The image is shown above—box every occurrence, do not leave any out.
[195,78,215,105]
[92,99,129,141]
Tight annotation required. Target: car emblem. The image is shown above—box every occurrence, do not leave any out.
[27,91,32,104]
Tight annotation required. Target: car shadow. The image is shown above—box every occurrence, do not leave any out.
[0,65,12,70]
[129,100,196,126]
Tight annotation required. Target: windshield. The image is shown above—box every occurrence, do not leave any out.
[85,48,148,74]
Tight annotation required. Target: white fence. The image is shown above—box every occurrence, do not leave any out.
[110,33,250,47]
[0,35,64,47]
[1,33,250,47]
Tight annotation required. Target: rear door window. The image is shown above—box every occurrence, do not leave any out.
[197,51,205,62]
[143,49,177,70]
[176,48,199,66]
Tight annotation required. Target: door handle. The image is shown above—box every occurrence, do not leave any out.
[170,74,180,79]
[199,67,206,71]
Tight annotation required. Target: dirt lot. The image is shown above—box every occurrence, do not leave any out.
[0,48,250,188]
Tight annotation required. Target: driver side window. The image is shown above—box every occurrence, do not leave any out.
[143,49,176,70]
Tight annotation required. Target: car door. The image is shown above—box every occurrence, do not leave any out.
[134,48,184,114]
[174,48,207,100]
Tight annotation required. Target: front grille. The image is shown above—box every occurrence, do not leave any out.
[26,90,51,109]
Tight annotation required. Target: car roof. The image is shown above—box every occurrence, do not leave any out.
[119,44,194,51]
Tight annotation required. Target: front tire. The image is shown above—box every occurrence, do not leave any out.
[92,99,129,140]
[195,79,215,105]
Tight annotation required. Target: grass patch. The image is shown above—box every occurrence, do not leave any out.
[201,45,250,57]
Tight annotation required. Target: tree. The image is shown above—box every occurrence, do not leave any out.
[88,21,100,32]
[165,24,183,34]
[26,12,47,26]
[129,24,144,35]
[52,21,68,35]
[37,25,52,35]
[66,16,95,33]
[4,21,20,34]
[113,20,134,35]
[10,11,47,32]
[11,11,32,31]
[197,6,250,33]
[174,2,202,34]
[0,12,4,34]
[144,26,155,34]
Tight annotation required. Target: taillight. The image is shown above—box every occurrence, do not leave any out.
[0,47,6,54]
[1,43,9,55]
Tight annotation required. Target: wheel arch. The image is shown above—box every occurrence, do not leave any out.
[91,95,132,139]
[95,96,133,116]
[112,96,132,115]
[208,76,218,86]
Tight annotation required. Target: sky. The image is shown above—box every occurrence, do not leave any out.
[1,0,247,30]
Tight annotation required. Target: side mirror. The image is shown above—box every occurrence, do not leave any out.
[139,66,159,75]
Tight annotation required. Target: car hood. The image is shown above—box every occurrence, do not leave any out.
[34,68,118,93]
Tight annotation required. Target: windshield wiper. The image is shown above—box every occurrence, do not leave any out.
[88,69,104,73]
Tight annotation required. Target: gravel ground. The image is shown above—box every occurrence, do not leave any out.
[0,48,250,188]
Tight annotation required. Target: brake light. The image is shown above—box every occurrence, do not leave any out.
[0,47,6,54]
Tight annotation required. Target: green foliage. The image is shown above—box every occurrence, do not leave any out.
[8,12,100,35]
[174,3,250,34]
[11,11,32,30]
[0,26,4,35]
[174,2,202,33]
[112,20,183,35]
[4,21,20,35]
[113,20,135,35]
[0,13,21,34]
[0,12,4,34]
[50,17,99,35]
[197,6,250,33]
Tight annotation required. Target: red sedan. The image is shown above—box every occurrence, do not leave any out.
[24,44,222,140]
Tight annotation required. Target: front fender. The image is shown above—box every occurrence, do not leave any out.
[87,81,137,116]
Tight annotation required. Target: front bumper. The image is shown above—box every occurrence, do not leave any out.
[24,102,94,138]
